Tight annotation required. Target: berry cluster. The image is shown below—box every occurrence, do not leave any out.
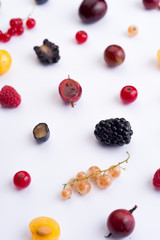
[61,152,130,200]
[0,18,36,43]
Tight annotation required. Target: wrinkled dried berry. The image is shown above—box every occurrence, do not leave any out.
[34,39,60,64]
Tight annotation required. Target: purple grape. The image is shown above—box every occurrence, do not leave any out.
[79,0,107,23]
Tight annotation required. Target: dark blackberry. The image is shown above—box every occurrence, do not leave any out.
[94,118,133,146]
[34,39,60,64]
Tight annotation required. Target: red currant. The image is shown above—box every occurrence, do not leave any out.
[7,27,17,36]
[120,85,138,103]
[13,171,31,189]
[1,33,11,42]
[26,18,36,29]
[0,30,2,40]
[75,30,88,44]
[16,26,24,36]
[16,18,23,27]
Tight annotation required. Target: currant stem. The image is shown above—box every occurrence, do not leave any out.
[23,0,36,21]
[129,205,137,214]
[63,152,130,189]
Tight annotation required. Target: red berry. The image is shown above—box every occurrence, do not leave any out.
[120,85,138,104]
[26,18,36,29]
[0,85,21,108]
[1,33,11,42]
[153,169,160,189]
[16,18,23,27]
[104,45,125,67]
[75,31,88,44]
[59,77,82,107]
[142,0,160,9]
[0,30,2,40]
[7,27,17,36]
[13,171,31,189]
[16,26,24,35]
[10,18,19,28]
[107,205,137,238]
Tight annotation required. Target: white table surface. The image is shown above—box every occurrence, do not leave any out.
[1,0,160,239]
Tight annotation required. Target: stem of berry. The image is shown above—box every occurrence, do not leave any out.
[63,152,130,189]
[129,205,137,214]
[22,0,36,20]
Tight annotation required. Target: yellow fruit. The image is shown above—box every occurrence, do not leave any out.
[0,50,12,75]
[29,216,60,240]
[157,49,160,64]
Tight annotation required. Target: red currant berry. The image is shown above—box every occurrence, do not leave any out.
[7,27,17,36]
[75,30,88,44]
[0,30,2,40]
[10,18,19,28]
[120,85,138,104]
[1,33,11,42]
[153,169,160,190]
[16,18,23,27]
[26,18,36,29]
[16,26,24,36]
[13,171,31,189]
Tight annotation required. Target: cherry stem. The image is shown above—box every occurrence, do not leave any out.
[63,152,130,189]
[23,0,36,21]
[105,233,112,238]
[129,205,137,214]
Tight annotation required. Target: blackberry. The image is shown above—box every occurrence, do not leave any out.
[34,39,60,64]
[94,118,133,146]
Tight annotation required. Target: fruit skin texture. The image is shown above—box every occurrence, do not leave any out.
[120,85,138,104]
[26,18,36,29]
[33,123,50,143]
[29,216,60,240]
[104,45,125,67]
[79,0,107,23]
[107,208,136,238]
[0,85,21,108]
[0,50,12,75]
[94,118,133,146]
[13,171,31,188]
[153,168,160,189]
[59,78,82,107]
[142,0,160,9]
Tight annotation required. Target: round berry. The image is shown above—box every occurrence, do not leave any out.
[76,181,91,195]
[61,188,72,200]
[75,31,88,44]
[0,50,12,75]
[10,18,19,28]
[97,174,112,188]
[0,30,2,40]
[1,33,11,42]
[59,77,82,107]
[104,45,125,67]
[26,18,36,29]
[13,171,31,189]
[16,26,24,36]
[76,171,87,179]
[120,85,138,104]
[153,168,160,190]
[16,18,23,27]
[142,0,160,9]
[108,166,121,178]
[128,25,138,37]
[7,27,17,36]
[87,166,101,181]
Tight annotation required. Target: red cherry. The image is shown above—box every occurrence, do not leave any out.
[120,85,138,103]
[13,171,31,189]
[26,18,36,29]
[75,30,88,44]
[59,77,82,107]
[1,33,11,42]
[16,26,24,36]
[7,27,17,36]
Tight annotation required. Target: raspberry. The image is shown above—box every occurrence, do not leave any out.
[0,85,21,108]
[153,169,160,190]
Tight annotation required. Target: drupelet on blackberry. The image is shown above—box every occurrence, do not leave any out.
[94,118,133,146]
[34,39,60,64]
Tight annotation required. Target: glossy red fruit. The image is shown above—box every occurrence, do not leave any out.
[104,45,125,67]
[0,31,2,40]
[153,169,160,190]
[107,205,137,238]
[1,33,11,42]
[79,0,107,23]
[10,18,22,28]
[59,77,82,107]
[75,31,88,44]
[13,171,31,189]
[16,26,24,36]
[120,85,138,104]
[7,27,17,36]
[26,18,36,29]
[142,0,160,9]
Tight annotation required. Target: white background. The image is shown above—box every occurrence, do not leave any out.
[1,0,160,239]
